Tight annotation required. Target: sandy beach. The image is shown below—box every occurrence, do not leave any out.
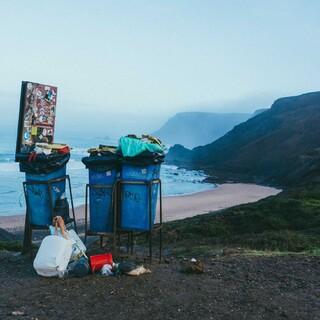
[0,183,281,232]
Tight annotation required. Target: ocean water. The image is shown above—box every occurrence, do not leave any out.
[0,137,215,216]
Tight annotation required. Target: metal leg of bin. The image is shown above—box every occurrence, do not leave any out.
[128,232,133,256]
[117,181,136,257]
[99,236,103,248]
[117,233,121,252]
[116,180,129,257]
[126,233,130,254]
[148,182,153,263]
[85,183,118,252]
[115,180,123,256]
[67,175,77,233]
[22,182,33,255]
[117,181,122,254]
[159,179,163,263]
[22,210,32,255]
[131,232,134,255]
[84,184,89,244]
[112,183,118,257]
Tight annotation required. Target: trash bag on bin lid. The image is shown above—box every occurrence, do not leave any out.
[87,145,117,156]
[82,145,119,171]
[18,152,70,174]
[118,135,165,158]
[17,142,70,174]
[19,143,70,156]
[35,143,70,155]
[121,151,165,165]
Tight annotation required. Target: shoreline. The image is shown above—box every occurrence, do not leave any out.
[0,183,281,232]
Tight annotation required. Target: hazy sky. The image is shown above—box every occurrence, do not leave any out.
[1,0,320,137]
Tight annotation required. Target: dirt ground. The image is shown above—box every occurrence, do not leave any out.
[0,252,319,320]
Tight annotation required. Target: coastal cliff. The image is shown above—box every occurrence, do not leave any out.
[167,92,320,186]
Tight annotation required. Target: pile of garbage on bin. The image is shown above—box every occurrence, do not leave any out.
[82,134,165,168]
[17,142,70,174]
[34,215,151,279]
[82,134,165,235]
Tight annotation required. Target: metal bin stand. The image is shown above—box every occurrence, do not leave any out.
[115,178,163,263]
[22,175,77,255]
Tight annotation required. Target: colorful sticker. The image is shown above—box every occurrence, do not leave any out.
[31,126,37,136]
[24,131,30,140]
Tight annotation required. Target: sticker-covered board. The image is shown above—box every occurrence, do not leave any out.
[16,81,57,156]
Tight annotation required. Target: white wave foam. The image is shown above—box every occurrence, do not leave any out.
[0,162,19,172]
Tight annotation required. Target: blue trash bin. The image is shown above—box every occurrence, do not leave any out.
[88,168,118,233]
[25,165,66,226]
[120,163,160,231]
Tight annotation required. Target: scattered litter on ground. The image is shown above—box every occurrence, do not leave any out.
[90,253,113,273]
[181,258,204,274]
[101,264,114,276]
[126,265,151,276]
[118,261,151,276]
[67,257,90,278]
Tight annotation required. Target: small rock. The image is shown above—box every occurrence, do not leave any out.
[11,311,25,316]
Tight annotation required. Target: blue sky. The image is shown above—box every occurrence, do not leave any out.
[0,0,320,137]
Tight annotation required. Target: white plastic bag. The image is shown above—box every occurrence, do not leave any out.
[33,235,73,277]
[49,226,86,260]
[126,265,151,276]
[101,264,114,276]
[68,229,87,260]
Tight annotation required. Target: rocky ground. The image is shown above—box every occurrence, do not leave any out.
[0,250,319,320]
